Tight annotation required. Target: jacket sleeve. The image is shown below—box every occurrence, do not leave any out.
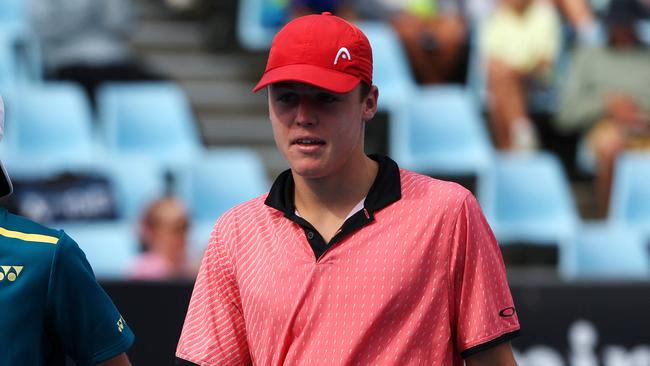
[47,233,134,364]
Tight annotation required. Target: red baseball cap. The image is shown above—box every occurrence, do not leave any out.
[253,12,373,93]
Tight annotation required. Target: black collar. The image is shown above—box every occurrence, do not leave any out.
[264,155,401,259]
[264,154,402,217]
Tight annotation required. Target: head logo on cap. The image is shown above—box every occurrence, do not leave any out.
[334,47,351,65]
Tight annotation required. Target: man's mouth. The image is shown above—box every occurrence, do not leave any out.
[292,138,326,146]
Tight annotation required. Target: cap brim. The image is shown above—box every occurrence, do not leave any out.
[0,161,12,197]
[252,64,361,93]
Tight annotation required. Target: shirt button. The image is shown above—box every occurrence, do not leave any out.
[307,231,314,240]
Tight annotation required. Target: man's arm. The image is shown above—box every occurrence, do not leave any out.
[98,352,131,366]
[465,342,518,366]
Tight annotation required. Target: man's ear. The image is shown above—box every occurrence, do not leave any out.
[362,85,379,122]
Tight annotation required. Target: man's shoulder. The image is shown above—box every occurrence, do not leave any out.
[399,168,471,201]
[0,209,62,247]
[217,193,273,225]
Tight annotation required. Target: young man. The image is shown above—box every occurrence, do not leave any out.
[176,13,519,365]
[0,97,134,365]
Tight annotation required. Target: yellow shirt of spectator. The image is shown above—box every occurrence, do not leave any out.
[481,0,561,73]
[408,0,437,17]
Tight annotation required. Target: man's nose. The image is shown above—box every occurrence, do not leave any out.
[295,98,316,127]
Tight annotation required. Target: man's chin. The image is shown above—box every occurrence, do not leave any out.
[289,162,329,180]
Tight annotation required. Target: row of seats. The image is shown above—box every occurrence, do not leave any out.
[1,81,270,278]
[480,151,650,280]
[2,82,201,170]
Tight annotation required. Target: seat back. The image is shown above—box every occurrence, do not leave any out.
[0,37,16,91]
[391,86,493,176]
[479,152,579,244]
[98,82,201,166]
[609,152,650,235]
[237,0,287,50]
[356,21,416,110]
[60,221,138,280]
[177,148,269,223]
[560,223,650,280]
[4,83,94,169]
[101,156,167,220]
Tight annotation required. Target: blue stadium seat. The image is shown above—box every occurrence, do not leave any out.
[639,20,650,45]
[177,148,269,254]
[609,152,650,238]
[177,148,269,223]
[560,222,650,280]
[3,83,95,171]
[356,21,416,112]
[189,219,216,259]
[58,221,139,280]
[100,156,167,220]
[0,0,27,34]
[237,0,287,51]
[0,0,40,83]
[465,25,487,107]
[478,152,579,246]
[97,82,202,167]
[0,37,16,92]
[389,86,493,177]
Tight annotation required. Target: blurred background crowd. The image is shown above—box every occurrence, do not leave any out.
[1,0,650,282]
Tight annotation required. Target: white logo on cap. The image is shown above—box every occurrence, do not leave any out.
[334,47,351,65]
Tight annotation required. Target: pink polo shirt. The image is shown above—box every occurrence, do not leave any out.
[177,155,519,365]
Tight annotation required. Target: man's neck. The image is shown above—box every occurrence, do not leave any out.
[292,155,378,242]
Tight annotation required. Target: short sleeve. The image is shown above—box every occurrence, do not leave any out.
[47,233,134,364]
[449,193,520,358]
[176,218,251,366]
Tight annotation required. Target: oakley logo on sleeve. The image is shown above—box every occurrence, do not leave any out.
[0,266,23,282]
[334,47,351,65]
[499,307,516,317]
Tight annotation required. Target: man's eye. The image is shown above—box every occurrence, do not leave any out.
[277,94,297,104]
[317,93,338,103]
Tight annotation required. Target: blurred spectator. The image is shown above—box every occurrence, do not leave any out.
[129,196,196,280]
[469,0,598,45]
[379,0,468,84]
[27,0,160,107]
[556,0,650,216]
[481,0,562,151]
